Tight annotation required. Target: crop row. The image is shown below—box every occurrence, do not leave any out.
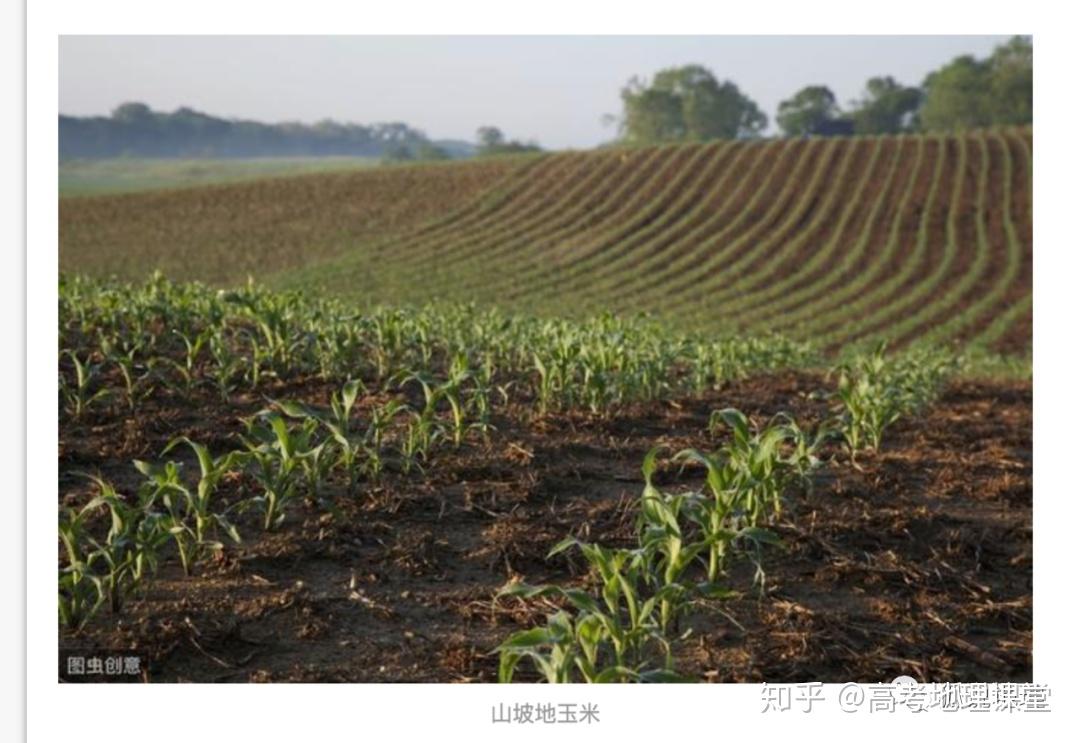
[278,129,1029,357]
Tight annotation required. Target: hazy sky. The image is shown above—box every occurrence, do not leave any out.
[59,35,1012,149]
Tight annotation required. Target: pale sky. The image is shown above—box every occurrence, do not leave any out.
[59,35,1013,149]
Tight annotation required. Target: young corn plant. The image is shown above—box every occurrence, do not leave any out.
[207,333,245,402]
[467,354,500,440]
[58,500,105,630]
[438,353,481,446]
[496,610,666,683]
[241,415,303,530]
[832,343,907,461]
[270,415,336,506]
[532,354,561,415]
[135,442,245,575]
[60,350,110,419]
[705,408,808,527]
[162,327,212,399]
[277,378,366,494]
[637,448,734,632]
[99,338,150,410]
[399,409,442,475]
[672,447,782,589]
[364,399,407,482]
[80,475,170,615]
[501,538,675,675]
[162,436,247,543]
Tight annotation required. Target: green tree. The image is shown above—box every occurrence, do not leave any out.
[776,85,840,137]
[475,126,542,156]
[987,35,1033,126]
[620,84,685,142]
[619,64,767,143]
[111,102,154,123]
[920,36,1032,131]
[850,76,923,134]
[476,126,506,151]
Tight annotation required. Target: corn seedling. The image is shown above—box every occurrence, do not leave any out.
[545,538,672,670]
[495,610,672,683]
[830,342,957,461]
[100,338,150,409]
[60,350,110,419]
[161,327,212,399]
[399,409,441,474]
[207,334,245,402]
[79,475,170,614]
[705,408,808,526]
[277,378,366,494]
[637,448,735,631]
[135,436,247,575]
[162,436,247,542]
[241,415,304,530]
[364,399,407,481]
[58,500,105,629]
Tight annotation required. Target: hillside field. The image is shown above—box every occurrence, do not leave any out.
[60,128,1032,361]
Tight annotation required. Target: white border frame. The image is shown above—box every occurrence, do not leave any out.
[26,2,1080,741]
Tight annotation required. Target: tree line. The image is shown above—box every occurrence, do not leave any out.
[59,103,472,160]
[60,102,544,161]
[616,36,1031,143]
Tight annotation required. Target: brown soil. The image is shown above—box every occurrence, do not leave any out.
[59,372,1032,683]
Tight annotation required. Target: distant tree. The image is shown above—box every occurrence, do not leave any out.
[111,101,154,123]
[475,126,542,156]
[59,102,437,159]
[476,126,506,151]
[986,35,1033,126]
[620,85,685,142]
[849,76,923,134]
[920,36,1032,131]
[619,64,767,143]
[920,56,991,130]
[776,85,840,137]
